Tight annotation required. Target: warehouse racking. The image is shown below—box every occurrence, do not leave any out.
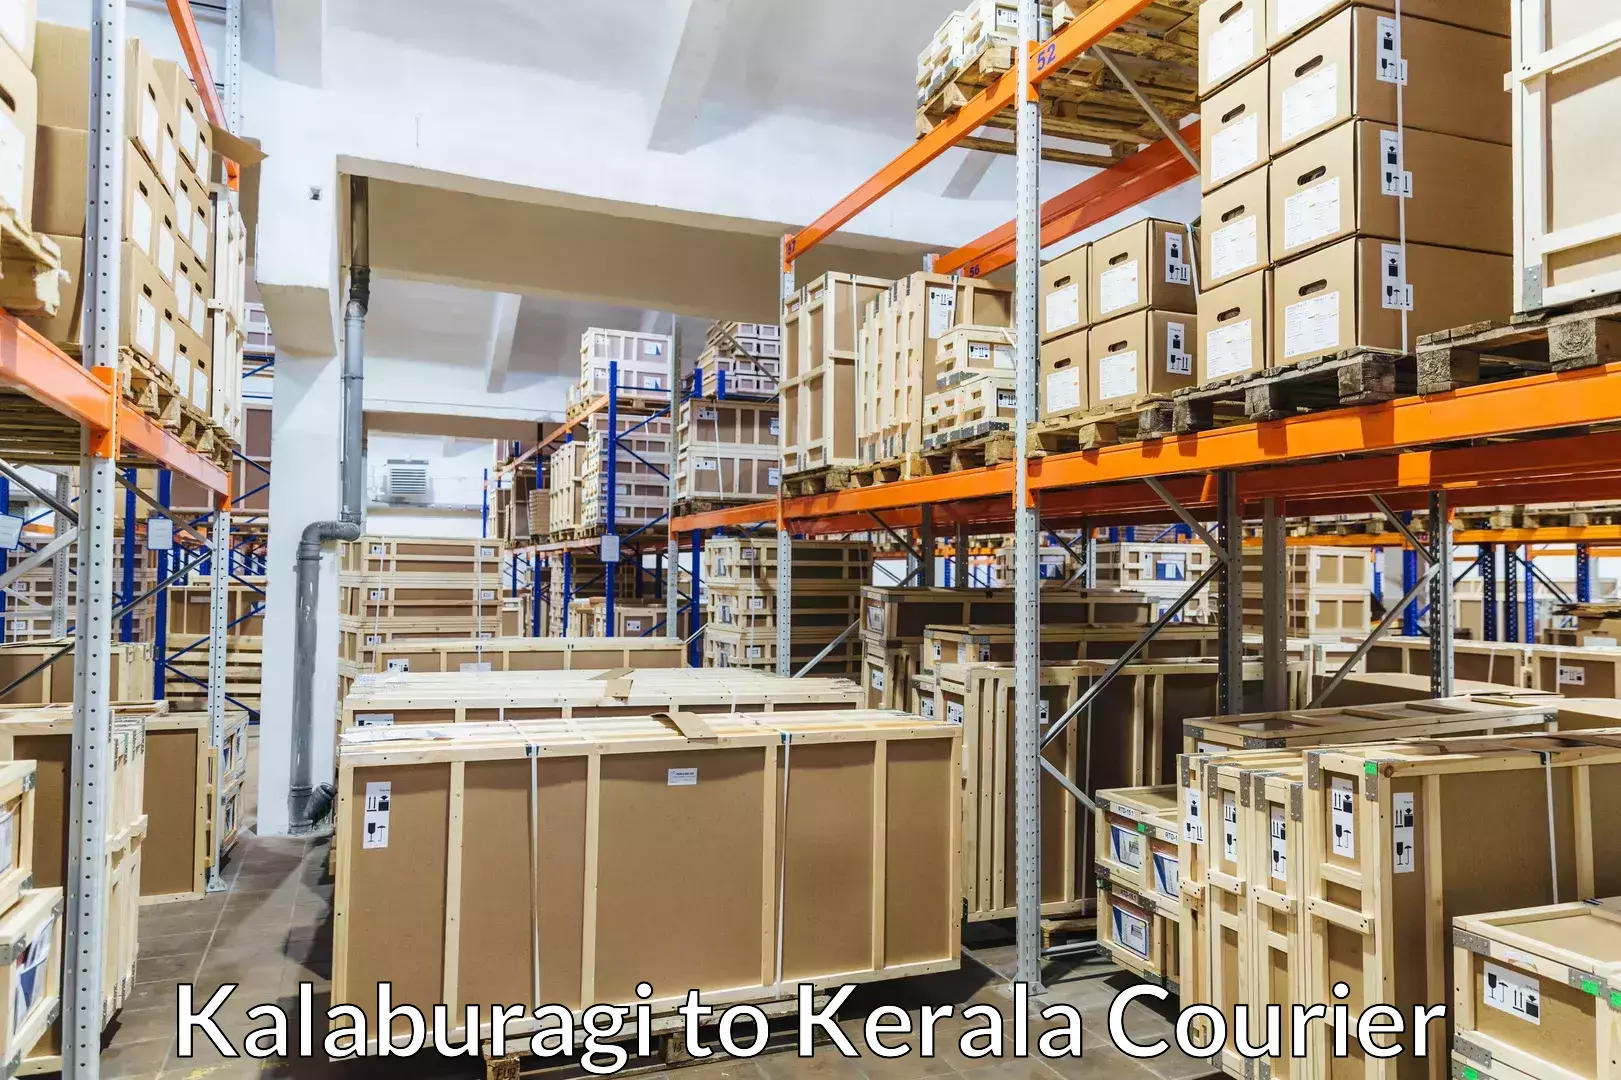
[669,0,1621,989]
[0,0,251,1071]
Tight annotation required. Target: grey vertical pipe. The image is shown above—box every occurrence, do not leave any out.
[288,176,368,833]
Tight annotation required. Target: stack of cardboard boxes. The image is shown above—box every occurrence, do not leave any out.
[1037,217,1198,422]
[1194,0,1513,386]
[27,22,216,417]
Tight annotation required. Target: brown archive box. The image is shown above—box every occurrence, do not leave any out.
[154,59,210,183]
[0,29,32,227]
[1039,329,1088,419]
[1039,245,1088,342]
[174,250,208,340]
[28,237,174,367]
[1267,0,1510,48]
[1199,0,1267,96]
[0,0,35,66]
[35,23,169,174]
[1089,219,1196,322]
[1202,64,1268,193]
[173,310,210,413]
[1269,8,1511,156]
[1201,166,1269,288]
[1089,310,1198,409]
[1272,236,1510,367]
[33,125,163,258]
[171,171,209,268]
[1198,269,1270,383]
[1269,119,1513,262]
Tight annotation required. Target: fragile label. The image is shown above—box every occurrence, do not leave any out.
[1483,962,1541,1025]
[997,389,1017,410]
[1209,113,1260,184]
[386,659,410,673]
[624,619,643,632]
[1184,787,1205,845]
[1206,318,1255,379]
[1559,664,1587,686]
[1284,291,1341,359]
[1113,907,1151,959]
[698,407,717,420]
[1111,823,1145,870]
[459,662,492,674]
[1330,776,1356,858]
[920,696,937,719]
[1379,129,1413,197]
[1381,243,1414,310]
[1270,805,1288,882]
[667,768,698,787]
[1046,367,1083,413]
[946,701,965,725]
[1099,262,1141,316]
[1222,793,1239,861]
[1166,322,1192,376]
[927,286,957,339]
[1210,214,1259,281]
[1153,851,1180,897]
[969,342,991,361]
[1165,233,1192,285]
[696,457,718,471]
[1393,791,1416,874]
[1374,16,1407,84]
[363,782,392,849]
[1207,7,1255,84]
[1281,65,1339,144]
[356,713,394,727]
[1047,283,1082,333]
[870,667,886,691]
[1283,176,1342,253]
[1039,700,1050,725]
[1098,351,1140,402]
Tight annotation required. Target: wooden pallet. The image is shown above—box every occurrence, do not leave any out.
[1171,349,1411,434]
[0,213,63,317]
[117,351,183,428]
[779,464,853,498]
[1031,398,1175,451]
[919,426,1017,471]
[849,453,933,489]
[1417,293,1621,391]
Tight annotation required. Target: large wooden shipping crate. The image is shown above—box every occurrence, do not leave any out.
[1529,644,1621,695]
[367,636,685,674]
[860,586,1152,646]
[141,710,250,904]
[1241,546,1373,639]
[1094,786,1183,989]
[781,272,891,475]
[676,398,778,504]
[333,711,962,1051]
[0,888,65,1076]
[0,640,154,705]
[1182,696,1559,756]
[1366,637,1533,687]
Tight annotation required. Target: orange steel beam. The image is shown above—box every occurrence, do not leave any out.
[503,398,612,471]
[121,403,230,493]
[782,0,1156,266]
[164,0,239,187]
[934,124,1200,278]
[0,316,115,430]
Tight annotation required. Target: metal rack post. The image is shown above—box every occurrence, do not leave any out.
[153,470,170,698]
[1504,543,1520,643]
[1260,497,1288,711]
[119,468,136,640]
[562,551,574,636]
[1429,490,1455,698]
[205,500,230,891]
[606,360,619,630]
[775,529,792,677]
[1480,543,1497,641]
[953,523,968,590]
[1577,543,1592,604]
[1011,0,1043,992]
[667,321,681,641]
[1216,470,1243,714]
[917,504,934,587]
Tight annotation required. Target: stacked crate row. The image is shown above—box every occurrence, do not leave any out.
[1194,0,1511,384]
[1091,541,1216,621]
[701,537,870,675]
[1241,544,1372,639]
[493,461,538,544]
[3,528,158,642]
[675,396,779,505]
[545,549,638,638]
[691,320,781,398]
[566,327,672,412]
[163,576,265,714]
[1037,219,1198,420]
[781,273,889,474]
[916,0,1050,109]
[548,405,672,538]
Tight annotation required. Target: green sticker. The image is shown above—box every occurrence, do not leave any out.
[1463,1068,1478,1080]
[1582,977,1601,996]
[1610,989,1621,1009]
[1138,822,1148,833]
[1364,761,1377,777]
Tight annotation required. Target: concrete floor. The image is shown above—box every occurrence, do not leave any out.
[107,733,1216,1080]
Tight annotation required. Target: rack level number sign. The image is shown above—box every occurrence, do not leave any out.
[363,782,391,849]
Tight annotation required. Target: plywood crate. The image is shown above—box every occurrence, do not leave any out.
[526,491,550,540]
[934,324,1014,387]
[579,427,671,533]
[704,538,870,587]
[367,636,684,675]
[1312,671,1555,708]
[860,643,918,711]
[860,585,1152,647]
[338,573,505,621]
[1094,541,1218,588]
[341,536,503,576]
[0,889,64,1076]
[922,370,1016,447]
[1530,645,1621,695]
[781,272,891,474]
[1366,637,1533,687]
[1241,591,1372,640]
[1241,546,1373,638]
[332,711,961,1051]
[1452,899,1621,1080]
[693,339,781,398]
[0,763,37,920]
[1098,875,1181,991]
[1181,696,1558,757]
[164,634,261,714]
[1095,785,1182,909]
[141,710,249,904]
[165,577,265,635]
[918,623,1221,680]
[548,442,585,536]
[677,395,779,503]
[337,611,520,665]
[577,327,672,398]
[704,626,862,676]
[708,585,859,634]
[0,641,155,705]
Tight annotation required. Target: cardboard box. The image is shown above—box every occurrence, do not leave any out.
[1201,64,1268,193]
[1039,244,1089,342]
[1269,119,1513,262]
[1090,218,1196,322]
[1268,0,1510,49]
[1272,236,1511,366]
[1201,166,1269,288]
[1039,328,1089,418]
[173,251,208,340]
[1269,9,1512,156]
[155,192,181,288]
[173,309,210,411]
[26,236,174,366]
[0,32,34,225]
[1198,269,1270,383]
[34,23,168,171]
[171,171,209,267]
[1089,310,1198,408]
[0,0,35,68]
[154,59,209,181]
[33,124,162,256]
[1199,0,1267,96]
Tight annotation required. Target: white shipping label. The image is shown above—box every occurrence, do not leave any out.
[1210,113,1260,184]
[0,808,12,869]
[920,696,937,719]
[1375,16,1408,84]
[385,659,410,673]
[767,467,781,486]
[1330,776,1356,858]
[1047,282,1081,332]
[1111,823,1145,870]
[1185,787,1205,845]
[1153,851,1180,897]
[1393,791,1416,874]
[1380,129,1414,197]
[1098,351,1140,402]
[1276,0,1327,33]
[158,320,176,374]
[749,596,766,611]
[480,590,496,601]
[1281,65,1340,144]
[1039,700,1050,725]
[132,192,153,254]
[643,341,664,356]
[697,407,717,420]
[1284,291,1341,360]
[355,713,394,727]
[946,701,965,725]
[190,294,207,336]
[0,112,22,218]
[769,416,780,436]
[746,645,763,659]
[136,296,159,356]
[1283,176,1342,252]
[1206,318,1256,379]
[927,286,957,339]
[1381,243,1414,310]
[180,108,200,164]
[625,619,643,631]
[1113,908,1151,959]
[968,342,991,361]
[362,782,392,849]
[1166,322,1192,376]
[1046,367,1083,413]
[1482,962,1542,1025]
[160,133,178,189]
[0,0,27,58]
[459,662,492,674]
[997,389,1017,410]
[176,189,193,240]
[994,344,1013,369]
[957,642,970,664]
[174,273,192,323]
[1207,8,1256,84]
[1165,232,1192,285]
[481,546,497,557]
[870,667,886,691]
[1210,215,1259,281]
[369,588,385,601]
[696,457,718,471]
[1098,261,1141,315]
[1559,664,1587,686]
[1586,635,1619,647]
[667,768,698,787]
[140,94,161,159]
[1222,793,1239,861]
[158,225,176,283]
[1270,805,1288,882]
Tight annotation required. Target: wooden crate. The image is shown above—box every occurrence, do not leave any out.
[703,626,862,676]
[1452,899,1621,1080]
[0,762,36,918]
[918,623,1220,679]
[1241,546,1372,638]
[339,668,865,732]
[332,711,961,1051]
[577,327,672,398]
[708,585,858,634]
[0,640,155,705]
[933,324,1014,387]
[340,536,503,576]
[1098,876,1181,991]
[165,578,265,635]
[861,642,916,711]
[366,636,684,675]
[921,370,1016,447]
[675,447,778,503]
[703,538,870,588]
[781,272,891,474]
[1312,671,1552,707]
[164,634,261,713]
[1530,645,1621,695]
[1241,591,1372,639]
[1094,541,1218,588]
[0,889,64,1076]
[859,585,1152,646]
[1095,785,1182,910]
[526,491,549,540]
[1181,696,1558,757]
[336,611,520,664]
[1366,637,1533,687]
[140,710,249,904]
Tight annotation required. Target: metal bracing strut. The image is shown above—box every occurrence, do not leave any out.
[1259,498,1289,712]
[1429,490,1455,698]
